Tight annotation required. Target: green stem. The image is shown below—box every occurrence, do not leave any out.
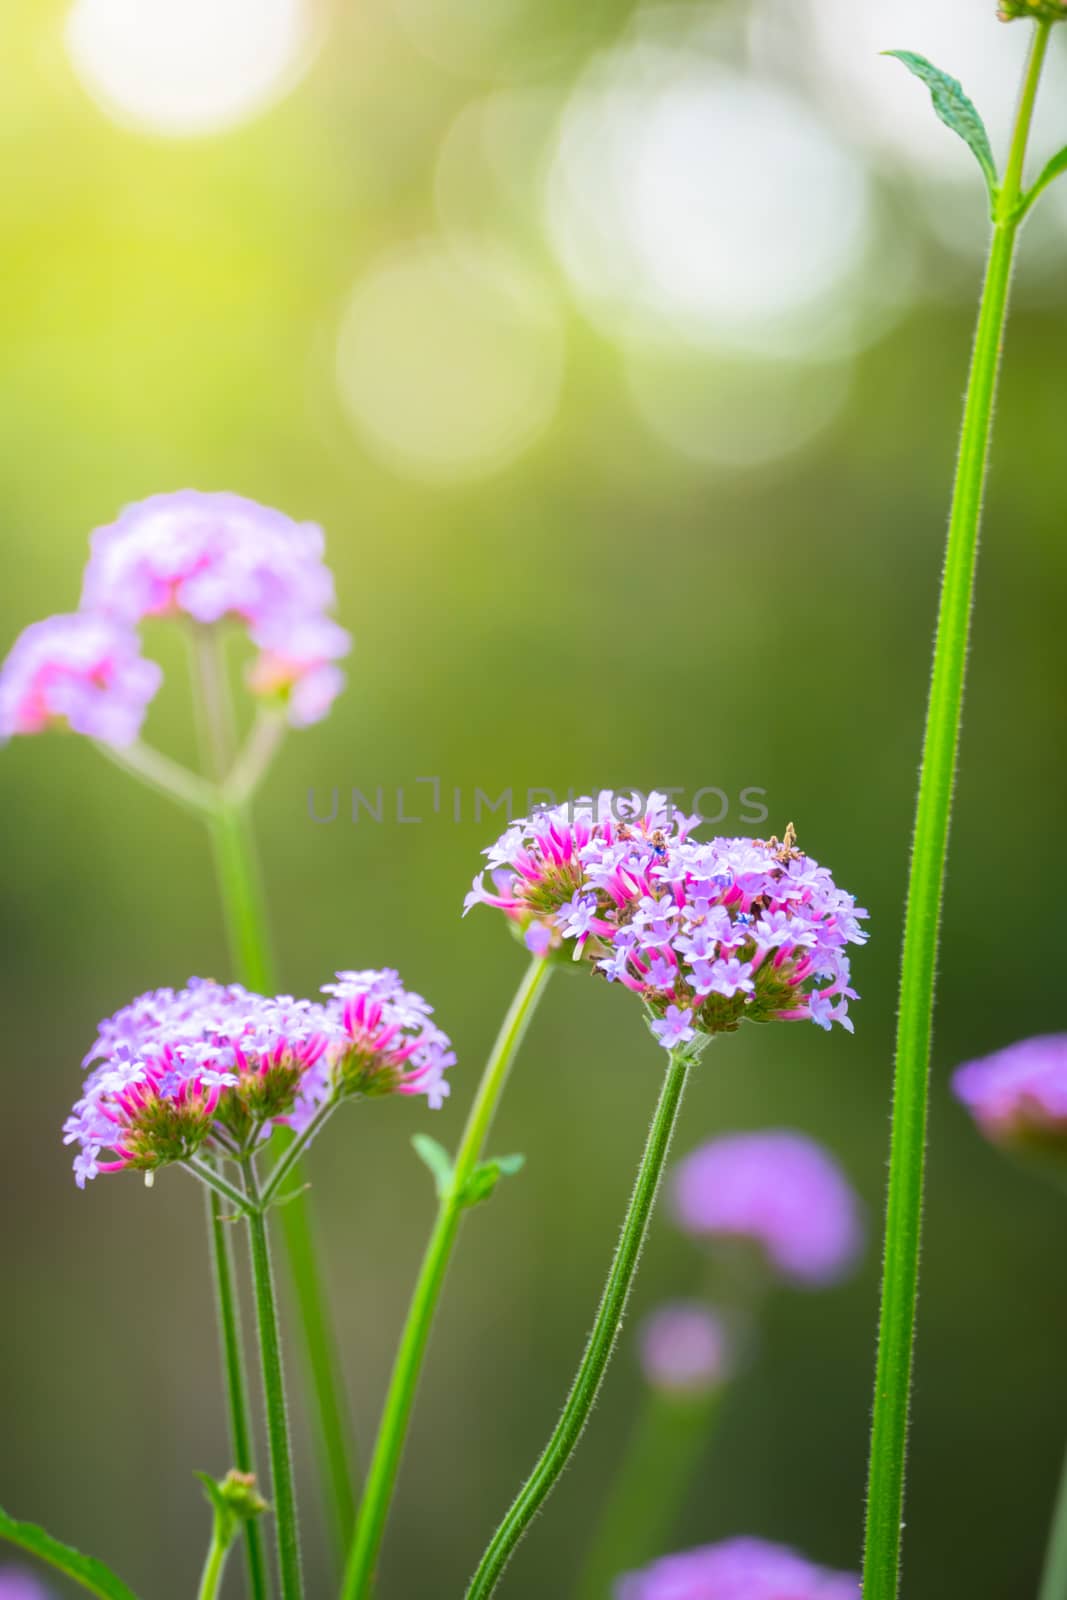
[576,1389,719,1600]
[259,1096,338,1210]
[1038,1434,1067,1600]
[466,1049,691,1600]
[92,739,215,818]
[197,1519,231,1600]
[185,1158,255,1215]
[342,955,553,1599]
[188,627,359,1568]
[243,1162,304,1600]
[862,23,1051,1600]
[204,1189,270,1600]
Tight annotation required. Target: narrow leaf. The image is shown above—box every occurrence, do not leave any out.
[0,1506,142,1600]
[1020,142,1067,216]
[492,1153,526,1177]
[461,1153,526,1208]
[411,1133,454,1198]
[885,51,997,196]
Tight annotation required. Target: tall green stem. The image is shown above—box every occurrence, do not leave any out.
[577,1389,719,1600]
[243,1162,304,1600]
[341,955,553,1599]
[189,627,358,1568]
[204,1189,270,1600]
[1039,1435,1067,1600]
[466,1050,691,1600]
[862,23,1051,1600]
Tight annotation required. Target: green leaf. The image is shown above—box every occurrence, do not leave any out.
[412,1133,454,1198]
[0,1505,142,1600]
[885,51,997,198]
[461,1153,526,1208]
[1019,142,1067,217]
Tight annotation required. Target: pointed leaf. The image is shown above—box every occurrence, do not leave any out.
[1020,142,1067,217]
[460,1153,526,1208]
[0,1505,142,1600]
[492,1153,526,1177]
[411,1133,454,1199]
[885,51,997,197]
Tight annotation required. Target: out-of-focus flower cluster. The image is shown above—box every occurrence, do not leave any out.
[64,971,453,1187]
[616,1536,859,1600]
[638,1303,733,1398]
[1,490,350,746]
[466,795,867,1050]
[672,1130,865,1289]
[0,1571,53,1600]
[953,1035,1067,1159]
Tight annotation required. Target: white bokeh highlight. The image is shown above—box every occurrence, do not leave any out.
[65,0,315,136]
[336,240,566,483]
[545,41,874,357]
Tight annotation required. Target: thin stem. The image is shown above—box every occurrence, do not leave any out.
[92,739,215,818]
[1038,1433,1067,1600]
[204,1188,270,1600]
[197,1531,228,1600]
[188,626,359,1564]
[243,1161,304,1600]
[342,955,553,1599]
[862,23,1051,1600]
[185,1157,254,1216]
[225,710,288,808]
[259,1096,337,1210]
[466,1050,691,1599]
[576,1389,719,1600]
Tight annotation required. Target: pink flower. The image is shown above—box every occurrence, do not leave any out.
[638,1303,733,1396]
[0,613,161,747]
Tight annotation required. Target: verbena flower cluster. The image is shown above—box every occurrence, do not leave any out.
[0,490,350,745]
[616,1537,859,1600]
[0,1571,52,1600]
[638,1303,733,1397]
[672,1131,864,1288]
[465,795,867,1050]
[64,971,453,1186]
[952,1034,1067,1154]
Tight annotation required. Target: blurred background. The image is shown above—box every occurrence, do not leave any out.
[2,0,1067,1594]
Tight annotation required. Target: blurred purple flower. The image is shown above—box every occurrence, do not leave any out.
[638,1303,733,1397]
[466,803,867,1048]
[616,1536,859,1600]
[0,1572,53,1600]
[952,1034,1067,1153]
[0,613,161,747]
[80,489,350,727]
[672,1131,864,1288]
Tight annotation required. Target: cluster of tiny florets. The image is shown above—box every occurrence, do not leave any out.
[1,490,350,746]
[65,972,452,1186]
[952,1034,1067,1156]
[616,1536,859,1600]
[466,795,867,1050]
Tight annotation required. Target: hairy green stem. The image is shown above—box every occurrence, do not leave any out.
[243,1162,304,1600]
[204,1189,270,1600]
[861,23,1052,1600]
[466,1049,691,1599]
[259,1096,338,1210]
[342,955,553,1598]
[188,627,358,1569]
[577,1389,719,1600]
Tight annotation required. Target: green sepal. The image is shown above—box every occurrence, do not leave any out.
[885,51,997,204]
[0,1504,142,1600]
[196,1470,269,1550]
[412,1133,455,1199]
[461,1152,526,1208]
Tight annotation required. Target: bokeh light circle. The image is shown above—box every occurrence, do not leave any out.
[336,240,566,484]
[65,0,316,136]
[546,44,874,357]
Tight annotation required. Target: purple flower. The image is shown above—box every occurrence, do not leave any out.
[80,490,350,728]
[0,614,161,747]
[616,1536,859,1600]
[467,808,867,1050]
[66,971,453,1184]
[672,1131,864,1288]
[316,969,456,1115]
[952,1035,1067,1154]
[638,1303,733,1396]
[0,1572,53,1600]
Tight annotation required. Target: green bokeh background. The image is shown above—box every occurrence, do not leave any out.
[3,2,1067,1597]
